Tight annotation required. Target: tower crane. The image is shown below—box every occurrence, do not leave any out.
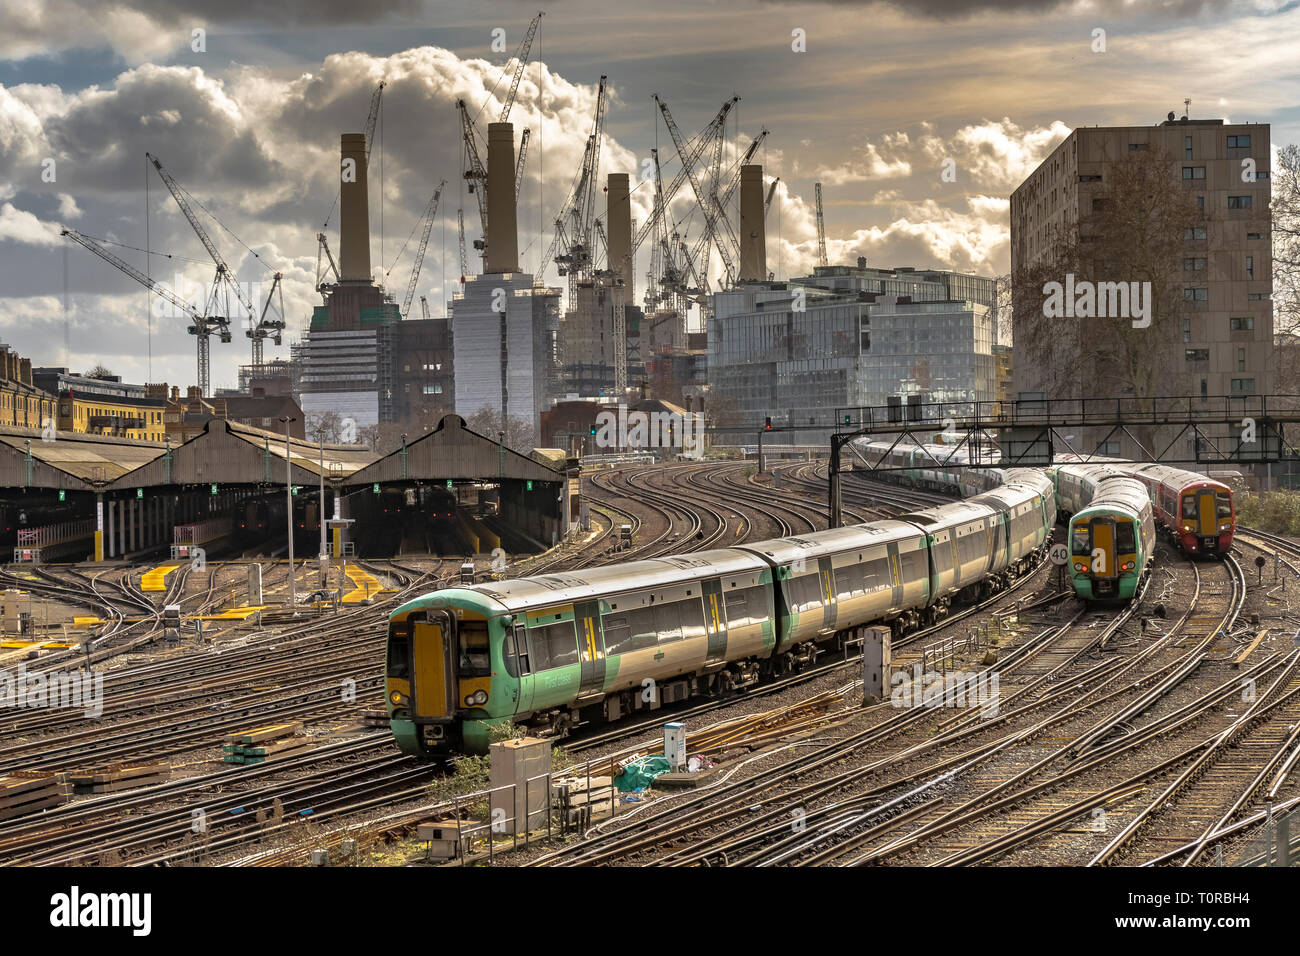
[62,228,232,393]
[400,179,446,318]
[538,75,608,297]
[515,128,530,201]
[814,181,828,268]
[458,11,543,266]
[655,95,742,289]
[457,208,468,285]
[249,273,285,368]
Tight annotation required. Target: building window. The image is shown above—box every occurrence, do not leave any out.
[1196,195,1205,212]
[1185,136,1193,160]
[1184,226,1207,240]
[1228,195,1252,209]
[1183,288,1209,302]
[1227,134,1251,148]
[1183,257,1207,271]
[1231,378,1256,395]
[422,385,443,395]
[1183,318,1192,343]
[1100,440,1122,455]
[1247,232,1264,240]
[1182,166,1206,180]
[1248,292,1269,301]
[1200,378,1208,401]
[1245,256,1254,279]
[1078,174,1102,182]
[1230,317,1255,331]
[1128,142,1148,151]
[1185,349,1210,361]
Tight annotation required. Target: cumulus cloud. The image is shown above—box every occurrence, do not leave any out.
[919,118,1071,190]
[815,142,912,186]
[0,201,63,246]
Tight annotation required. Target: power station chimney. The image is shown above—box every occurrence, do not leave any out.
[607,173,633,302]
[339,133,371,282]
[739,164,766,282]
[485,122,519,274]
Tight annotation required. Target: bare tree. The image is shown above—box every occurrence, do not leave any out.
[85,363,114,379]
[1272,144,1300,342]
[464,407,534,453]
[304,410,342,444]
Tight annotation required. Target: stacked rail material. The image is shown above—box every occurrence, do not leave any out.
[69,761,171,794]
[0,770,69,820]
[362,708,390,729]
[222,722,311,764]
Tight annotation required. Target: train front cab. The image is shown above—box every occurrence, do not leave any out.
[386,605,496,756]
[1177,486,1234,555]
[1070,512,1141,602]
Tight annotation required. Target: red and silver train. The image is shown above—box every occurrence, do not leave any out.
[1117,464,1235,556]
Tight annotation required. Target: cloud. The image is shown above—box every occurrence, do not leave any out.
[0,201,63,246]
[919,117,1071,190]
[815,142,912,185]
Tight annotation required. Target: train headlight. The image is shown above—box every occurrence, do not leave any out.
[389,691,407,706]
[464,690,488,706]
[1122,562,1134,571]
[1074,563,1086,572]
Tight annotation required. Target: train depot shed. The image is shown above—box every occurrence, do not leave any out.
[0,415,569,563]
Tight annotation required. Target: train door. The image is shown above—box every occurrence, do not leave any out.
[412,610,455,719]
[1091,519,1116,591]
[574,599,606,696]
[511,623,533,714]
[886,542,903,607]
[703,578,727,663]
[817,557,838,631]
[1195,490,1217,537]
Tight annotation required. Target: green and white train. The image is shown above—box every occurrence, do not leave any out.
[386,468,1055,756]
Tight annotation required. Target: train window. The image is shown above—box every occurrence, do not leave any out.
[902,549,926,583]
[789,574,822,613]
[679,598,707,641]
[534,620,578,670]
[653,603,683,643]
[724,588,764,629]
[502,625,529,678]
[1181,495,1197,519]
[1072,526,1091,555]
[620,609,660,655]
[386,622,412,679]
[835,564,865,598]
[1216,492,1232,519]
[1115,521,1136,553]
[457,621,492,678]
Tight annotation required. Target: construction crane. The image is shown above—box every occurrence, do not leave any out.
[248,273,285,368]
[457,208,468,285]
[400,180,446,318]
[363,81,386,164]
[538,75,609,296]
[315,232,340,299]
[458,12,544,265]
[814,181,828,268]
[62,228,232,394]
[766,177,780,215]
[146,151,266,391]
[499,12,543,124]
[515,128,530,201]
[419,296,431,319]
[655,95,742,289]
[630,96,739,261]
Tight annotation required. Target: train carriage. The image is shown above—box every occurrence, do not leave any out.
[736,521,930,651]
[1059,464,1156,603]
[1125,463,1234,556]
[386,548,776,754]
[895,500,1001,619]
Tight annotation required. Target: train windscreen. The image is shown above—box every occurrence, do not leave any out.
[1115,520,1136,553]
[1216,492,1233,519]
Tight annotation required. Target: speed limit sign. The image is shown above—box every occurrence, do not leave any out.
[1049,543,1070,566]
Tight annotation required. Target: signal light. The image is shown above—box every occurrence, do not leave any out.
[843,414,851,425]
[764,416,772,431]
[589,424,597,436]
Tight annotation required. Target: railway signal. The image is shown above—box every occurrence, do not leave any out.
[764,416,772,431]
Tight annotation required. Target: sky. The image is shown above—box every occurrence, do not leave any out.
[1,0,1297,392]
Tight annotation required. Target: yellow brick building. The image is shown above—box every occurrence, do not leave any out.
[0,347,57,429]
